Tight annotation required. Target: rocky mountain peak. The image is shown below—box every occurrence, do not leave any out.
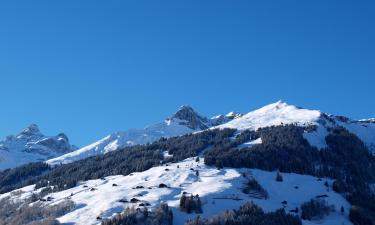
[171,105,208,130]
[15,124,43,140]
[0,124,77,170]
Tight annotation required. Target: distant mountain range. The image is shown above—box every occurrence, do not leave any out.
[1,101,374,170]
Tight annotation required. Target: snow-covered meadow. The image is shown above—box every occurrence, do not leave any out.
[1,157,351,225]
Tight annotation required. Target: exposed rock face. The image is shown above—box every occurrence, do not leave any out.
[16,124,43,140]
[171,105,209,130]
[210,112,243,126]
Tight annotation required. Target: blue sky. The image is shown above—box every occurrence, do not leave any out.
[0,0,374,146]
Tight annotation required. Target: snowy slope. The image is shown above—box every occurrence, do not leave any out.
[0,124,77,170]
[215,101,321,131]
[340,120,375,152]
[4,157,351,225]
[215,101,375,152]
[47,106,239,165]
[303,115,375,152]
[46,120,195,165]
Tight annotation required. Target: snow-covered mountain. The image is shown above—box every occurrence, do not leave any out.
[48,101,375,166]
[214,101,375,152]
[0,124,77,170]
[1,101,374,225]
[47,106,239,165]
[214,101,321,131]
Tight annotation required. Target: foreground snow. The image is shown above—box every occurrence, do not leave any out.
[4,158,351,225]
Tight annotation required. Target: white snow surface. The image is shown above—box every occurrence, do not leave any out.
[0,185,36,203]
[303,125,329,150]
[6,158,351,225]
[341,121,375,152]
[215,101,321,131]
[238,138,262,149]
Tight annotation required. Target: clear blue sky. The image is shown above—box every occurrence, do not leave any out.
[0,0,374,146]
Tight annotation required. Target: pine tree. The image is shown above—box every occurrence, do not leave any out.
[276,171,283,182]
[180,194,187,209]
[196,195,202,213]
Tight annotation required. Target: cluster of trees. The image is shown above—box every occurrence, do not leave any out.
[204,125,375,223]
[180,193,202,214]
[350,206,375,225]
[0,195,74,225]
[242,178,268,199]
[204,125,319,173]
[300,199,334,220]
[102,203,173,225]
[0,162,50,193]
[35,146,165,190]
[185,201,302,225]
[323,128,375,224]
[276,172,283,182]
[157,128,236,162]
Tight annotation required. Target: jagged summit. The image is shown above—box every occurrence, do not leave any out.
[210,111,243,126]
[22,123,40,133]
[225,111,243,119]
[170,105,208,130]
[175,104,194,112]
[0,124,77,170]
[16,124,42,139]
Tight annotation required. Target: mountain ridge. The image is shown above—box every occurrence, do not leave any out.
[1,102,374,170]
[46,101,375,167]
[46,105,239,165]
